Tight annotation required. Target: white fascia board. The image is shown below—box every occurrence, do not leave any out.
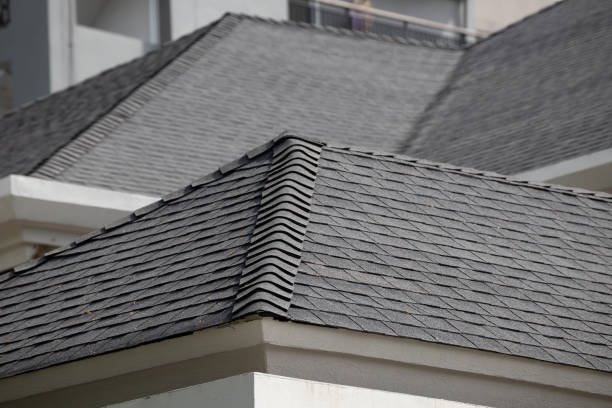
[107,372,492,408]
[260,319,612,398]
[514,148,612,189]
[2,319,610,406]
[0,175,158,228]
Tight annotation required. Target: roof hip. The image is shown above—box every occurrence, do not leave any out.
[233,135,324,319]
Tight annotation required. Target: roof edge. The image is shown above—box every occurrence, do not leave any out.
[7,133,322,277]
[327,144,612,202]
[232,135,324,319]
[2,318,609,405]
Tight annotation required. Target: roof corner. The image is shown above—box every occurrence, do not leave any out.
[232,135,324,319]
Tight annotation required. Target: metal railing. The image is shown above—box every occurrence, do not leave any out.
[289,0,486,46]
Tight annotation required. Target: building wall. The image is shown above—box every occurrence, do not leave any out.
[0,0,50,108]
[77,0,154,43]
[168,0,288,39]
[109,373,492,408]
[72,25,146,83]
[469,0,560,34]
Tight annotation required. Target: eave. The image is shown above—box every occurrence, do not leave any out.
[1,318,610,408]
[514,147,612,193]
[0,175,157,271]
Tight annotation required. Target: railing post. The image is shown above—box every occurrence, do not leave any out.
[312,0,321,26]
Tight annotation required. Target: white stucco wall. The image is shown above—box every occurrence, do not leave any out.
[168,0,288,39]
[469,0,559,33]
[78,0,154,43]
[108,373,490,408]
[73,25,146,83]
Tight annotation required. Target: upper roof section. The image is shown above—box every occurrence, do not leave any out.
[403,0,612,174]
[0,22,212,182]
[0,14,460,196]
[1,134,610,379]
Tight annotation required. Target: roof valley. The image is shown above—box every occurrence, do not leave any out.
[232,136,323,319]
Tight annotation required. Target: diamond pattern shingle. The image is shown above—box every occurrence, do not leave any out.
[0,147,274,378]
[289,144,612,372]
[1,135,611,379]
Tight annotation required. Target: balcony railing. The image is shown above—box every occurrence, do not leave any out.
[289,0,486,46]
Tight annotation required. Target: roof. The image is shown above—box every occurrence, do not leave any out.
[403,0,612,174]
[0,22,213,180]
[1,134,610,379]
[0,14,460,196]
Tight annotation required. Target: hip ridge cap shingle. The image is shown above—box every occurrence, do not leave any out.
[232,134,324,319]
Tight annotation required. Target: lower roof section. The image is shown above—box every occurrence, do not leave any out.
[109,372,492,408]
[1,135,611,379]
[1,319,610,408]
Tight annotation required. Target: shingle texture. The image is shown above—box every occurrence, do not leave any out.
[0,146,274,378]
[403,0,612,174]
[0,14,460,196]
[2,2,611,193]
[0,23,212,179]
[291,145,612,371]
[1,135,611,378]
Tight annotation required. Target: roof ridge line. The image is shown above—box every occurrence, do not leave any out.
[327,144,612,202]
[31,14,244,180]
[8,133,313,278]
[233,12,462,50]
[232,134,324,319]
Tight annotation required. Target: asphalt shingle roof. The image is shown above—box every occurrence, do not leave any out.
[0,22,213,179]
[403,0,612,174]
[0,14,460,196]
[2,1,610,193]
[1,135,610,378]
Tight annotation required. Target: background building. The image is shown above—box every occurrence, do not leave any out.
[0,0,558,114]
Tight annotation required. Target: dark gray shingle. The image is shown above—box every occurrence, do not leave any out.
[0,14,460,196]
[1,135,611,379]
[0,22,213,179]
[403,0,612,174]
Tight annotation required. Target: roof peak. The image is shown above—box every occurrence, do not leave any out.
[233,136,323,318]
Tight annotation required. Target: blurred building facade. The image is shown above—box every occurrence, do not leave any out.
[0,0,558,114]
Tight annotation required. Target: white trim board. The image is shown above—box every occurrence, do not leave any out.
[514,148,612,191]
[0,175,157,227]
[2,318,610,408]
[0,174,158,270]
